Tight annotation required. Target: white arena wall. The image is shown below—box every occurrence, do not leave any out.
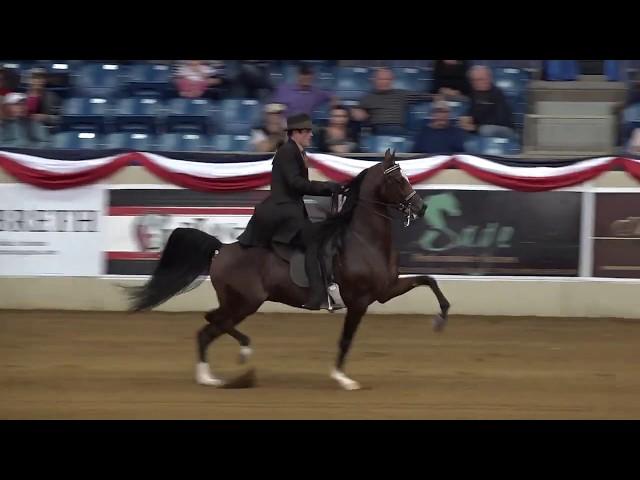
[1,167,639,319]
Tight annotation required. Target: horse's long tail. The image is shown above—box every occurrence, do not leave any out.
[127,227,222,312]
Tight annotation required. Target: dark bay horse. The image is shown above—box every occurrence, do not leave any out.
[128,150,451,390]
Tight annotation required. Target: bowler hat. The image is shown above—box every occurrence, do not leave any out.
[285,113,313,131]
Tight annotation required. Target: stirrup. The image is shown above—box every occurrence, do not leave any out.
[327,283,345,313]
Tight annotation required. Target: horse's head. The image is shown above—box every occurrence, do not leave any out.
[378,149,426,224]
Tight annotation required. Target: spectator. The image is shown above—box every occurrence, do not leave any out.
[235,60,274,101]
[174,60,227,99]
[0,68,11,98]
[0,69,8,122]
[412,100,466,154]
[626,72,640,106]
[315,105,359,154]
[25,68,60,128]
[352,67,433,135]
[250,103,286,152]
[628,128,640,155]
[431,60,471,99]
[459,65,515,138]
[614,72,640,145]
[270,63,335,116]
[0,93,50,148]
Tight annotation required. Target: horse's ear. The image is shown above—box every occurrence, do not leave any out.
[383,149,392,166]
[391,149,396,160]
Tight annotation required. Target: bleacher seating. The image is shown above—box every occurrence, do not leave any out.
[165,98,211,134]
[361,135,410,153]
[61,97,111,133]
[464,136,520,156]
[113,97,161,133]
[52,131,101,149]
[105,132,155,151]
[335,67,370,101]
[213,98,261,135]
[73,63,123,98]
[12,59,640,154]
[125,63,172,97]
[209,134,252,152]
[159,133,205,152]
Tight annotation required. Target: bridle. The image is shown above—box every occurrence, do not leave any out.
[334,163,422,227]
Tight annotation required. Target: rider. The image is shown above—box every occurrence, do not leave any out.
[237,113,342,310]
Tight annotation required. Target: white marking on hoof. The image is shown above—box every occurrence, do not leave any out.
[238,346,253,364]
[433,313,447,333]
[331,369,361,391]
[195,362,224,387]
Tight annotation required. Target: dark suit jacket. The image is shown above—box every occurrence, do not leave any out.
[237,138,335,247]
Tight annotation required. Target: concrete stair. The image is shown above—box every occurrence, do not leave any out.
[522,76,625,156]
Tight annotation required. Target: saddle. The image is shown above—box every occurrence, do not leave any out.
[271,239,338,289]
[271,193,345,310]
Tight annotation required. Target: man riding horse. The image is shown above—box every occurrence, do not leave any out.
[237,113,342,310]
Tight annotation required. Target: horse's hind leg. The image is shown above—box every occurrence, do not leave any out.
[203,289,263,365]
[195,308,228,386]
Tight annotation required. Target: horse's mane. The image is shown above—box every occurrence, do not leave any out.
[314,167,370,246]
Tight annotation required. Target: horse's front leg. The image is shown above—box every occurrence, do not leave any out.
[377,276,450,332]
[331,304,368,390]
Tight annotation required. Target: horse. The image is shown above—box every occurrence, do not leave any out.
[127,149,451,390]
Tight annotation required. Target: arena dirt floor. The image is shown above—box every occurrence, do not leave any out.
[1,310,639,419]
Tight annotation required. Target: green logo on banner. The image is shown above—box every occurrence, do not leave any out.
[419,193,515,252]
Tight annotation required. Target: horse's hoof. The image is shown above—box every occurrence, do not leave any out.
[197,377,225,387]
[342,380,361,391]
[331,369,362,391]
[433,314,447,332]
[238,346,253,365]
[195,362,224,387]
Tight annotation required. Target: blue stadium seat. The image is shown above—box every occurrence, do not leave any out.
[209,134,252,152]
[113,97,161,133]
[213,98,261,135]
[61,97,111,133]
[1,60,36,72]
[407,102,432,133]
[361,135,410,154]
[493,68,528,98]
[471,136,521,156]
[623,103,640,123]
[543,61,579,81]
[105,133,155,151]
[392,67,429,92]
[268,63,286,87]
[446,99,470,118]
[463,136,481,154]
[52,132,101,149]
[125,63,171,97]
[335,67,371,101]
[73,63,124,98]
[165,98,211,134]
[159,133,206,152]
[311,103,331,125]
[622,104,640,143]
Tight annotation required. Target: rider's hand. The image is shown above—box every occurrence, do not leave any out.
[327,182,343,194]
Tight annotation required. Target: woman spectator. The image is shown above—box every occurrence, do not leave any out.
[250,103,286,153]
[0,93,50,148]
[25,68,60,128]
[315,105,359,154]
[174,60,227,99]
